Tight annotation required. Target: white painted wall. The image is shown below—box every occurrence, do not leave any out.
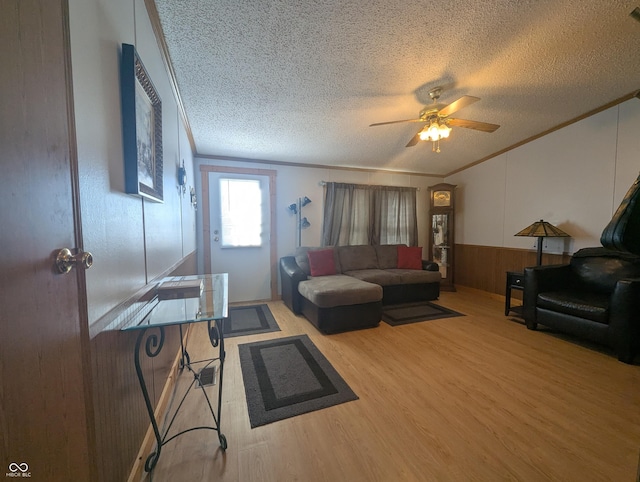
[194,158,442,280]
[69,0,196,326]
[67,0,638,310]
[447,99,640,256]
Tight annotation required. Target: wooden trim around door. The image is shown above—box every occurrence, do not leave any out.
[200,165,278,300]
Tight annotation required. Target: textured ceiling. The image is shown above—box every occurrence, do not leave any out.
[154,0,640,176]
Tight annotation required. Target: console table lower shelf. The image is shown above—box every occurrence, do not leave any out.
[134,321,227,472]
[123,273,229,473]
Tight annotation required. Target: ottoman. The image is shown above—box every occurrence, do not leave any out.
[297,274,383,334]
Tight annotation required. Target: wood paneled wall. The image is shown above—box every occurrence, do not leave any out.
[90,326,181,481]
[90,252,196,481]
[454,244,570,296]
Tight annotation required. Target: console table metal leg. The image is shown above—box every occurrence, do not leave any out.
[207,318,227,449]
[133,318,228,474]
[133,326,165,472]
[178,324,190,369]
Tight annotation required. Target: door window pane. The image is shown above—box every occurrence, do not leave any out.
[219,178,262,247]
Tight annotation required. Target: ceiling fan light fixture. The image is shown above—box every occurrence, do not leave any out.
[370,89,498,152]
[427,121,441,141]
[419,119,451,143]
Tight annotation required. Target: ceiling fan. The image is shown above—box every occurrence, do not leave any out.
[369,88,500,153]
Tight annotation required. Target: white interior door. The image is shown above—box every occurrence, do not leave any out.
[208,172,271,302]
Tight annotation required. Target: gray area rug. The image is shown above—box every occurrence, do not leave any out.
[224,304,280,338]
[238,334,358,428]
[382,301,464,326]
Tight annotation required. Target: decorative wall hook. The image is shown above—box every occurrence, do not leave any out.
[190,187,197,209]
[178,160,187,195]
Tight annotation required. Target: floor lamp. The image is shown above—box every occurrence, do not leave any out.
[288,196,311,247]
[515,219,570,265]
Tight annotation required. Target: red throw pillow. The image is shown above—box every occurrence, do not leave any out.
[307,248,337,276]
[397,246,422,270]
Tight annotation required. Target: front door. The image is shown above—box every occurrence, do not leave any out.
[0,2,92,479]
[202,167,276,303]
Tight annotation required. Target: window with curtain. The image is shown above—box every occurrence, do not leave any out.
[321,182,418,246]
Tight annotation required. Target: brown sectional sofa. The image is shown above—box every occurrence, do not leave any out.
[280,244,441,333]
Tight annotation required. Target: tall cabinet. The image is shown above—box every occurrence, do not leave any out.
[428,183,456,291]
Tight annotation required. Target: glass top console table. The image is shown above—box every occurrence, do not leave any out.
[122,273,229,473]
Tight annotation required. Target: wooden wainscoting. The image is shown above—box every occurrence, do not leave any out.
[90,324,182,481]
[454,244,570,296]
[90,252,197,481]
[171,251,197,276]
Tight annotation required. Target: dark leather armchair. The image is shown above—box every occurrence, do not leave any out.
[523,247,640,363]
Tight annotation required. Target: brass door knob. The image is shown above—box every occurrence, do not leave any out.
[55,248,94,274]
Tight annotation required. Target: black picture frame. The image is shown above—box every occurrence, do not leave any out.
[121,43,163,202]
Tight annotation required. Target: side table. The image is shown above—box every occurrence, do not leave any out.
[505,271,524,316]
[122,273,229,473]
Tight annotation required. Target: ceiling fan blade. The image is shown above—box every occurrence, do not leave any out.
[369,118,424,127]
[405,128,423,147]
[447,118,500,133]
[438,95,480,117]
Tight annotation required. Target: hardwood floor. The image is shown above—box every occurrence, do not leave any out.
[143,288,640,482]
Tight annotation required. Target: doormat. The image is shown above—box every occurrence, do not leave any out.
[224,304,280,338]
[238,334,358,428]
[381,301,464,326]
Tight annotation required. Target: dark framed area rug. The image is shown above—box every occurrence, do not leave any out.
[382,301,464,326]
[238,334,358,428]
[223,304,280,338]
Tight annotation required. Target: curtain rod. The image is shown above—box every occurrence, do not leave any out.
[319,181,420,191]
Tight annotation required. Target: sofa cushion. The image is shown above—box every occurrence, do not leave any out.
[298,275,382,308]
[374,244,401,269]
[343,269,403,286]
[295,247,341,275]
[397,245,422,269]
[385,268,442,285]
[537,290,610,324]
[307,248,337,276]
[337,245,379,271]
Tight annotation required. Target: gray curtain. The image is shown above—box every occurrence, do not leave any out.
[321,182,418,246]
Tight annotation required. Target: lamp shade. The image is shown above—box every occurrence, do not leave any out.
[515,219,570,266]
[514,219,570,238]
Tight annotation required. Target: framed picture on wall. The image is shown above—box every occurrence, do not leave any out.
[120,43,163,202]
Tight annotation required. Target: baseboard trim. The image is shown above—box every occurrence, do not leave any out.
[126,326,191,482]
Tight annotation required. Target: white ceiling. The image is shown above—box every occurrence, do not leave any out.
[153,0,640,176]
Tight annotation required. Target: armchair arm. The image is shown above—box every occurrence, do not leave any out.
[523,264,572,326]
[609,277,640,362]
[279,256,307,314]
